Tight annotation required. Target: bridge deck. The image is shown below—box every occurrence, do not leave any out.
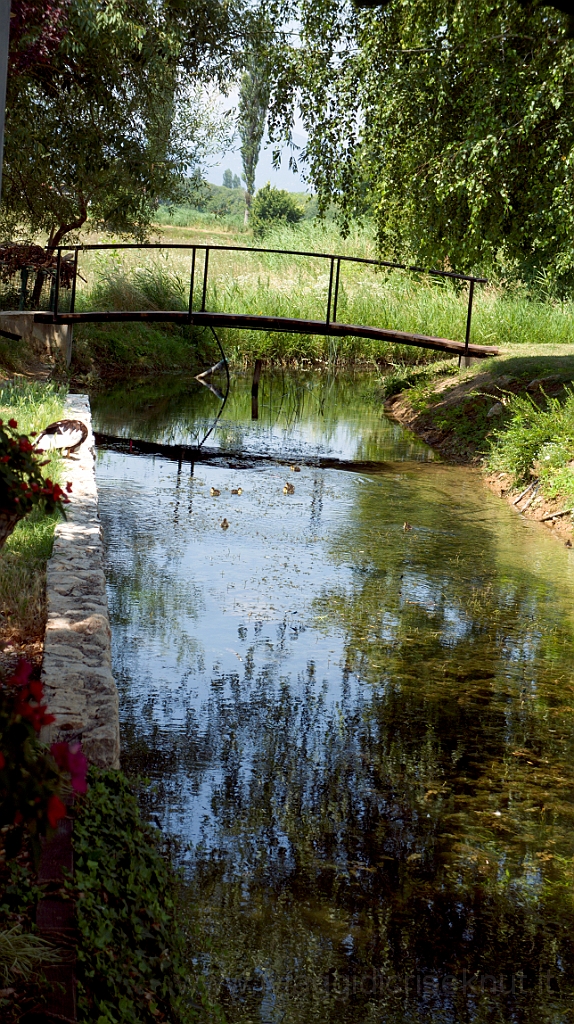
[34,310,499,359]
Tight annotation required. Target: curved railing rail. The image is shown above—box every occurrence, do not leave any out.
[33,242,497,360]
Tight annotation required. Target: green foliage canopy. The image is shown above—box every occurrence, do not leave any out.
[2,0,242,246]
[268,0,574,285]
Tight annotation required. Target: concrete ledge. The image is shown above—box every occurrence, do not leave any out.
[42,394,120,768]
[0,311,73,367]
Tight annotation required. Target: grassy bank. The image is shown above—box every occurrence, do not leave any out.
[0,381,65,661]
[386,351,574,535]
[65,218,574,380]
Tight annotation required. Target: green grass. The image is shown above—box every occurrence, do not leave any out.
[72,321,216,378]
[389,349,574,512]
[153,189,318,235]
[0,925,60,984]
[487,389,574,504]
[0,381,66,641]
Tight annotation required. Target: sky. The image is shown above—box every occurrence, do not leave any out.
[206,131,309,192]
[204,89,310,193]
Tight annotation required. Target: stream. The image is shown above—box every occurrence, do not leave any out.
[92,369,574,1023]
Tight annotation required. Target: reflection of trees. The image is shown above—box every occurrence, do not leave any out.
[178,651,574,1023]
[91,371,423,463]
[96,373,574,1022]
[179,472,574,1022]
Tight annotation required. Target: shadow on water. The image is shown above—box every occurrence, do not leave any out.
[92,370,574,1023]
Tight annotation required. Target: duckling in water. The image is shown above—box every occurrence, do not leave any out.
[221,518,229,530]
[290,465,301,473]
[403,521,412,531]
[231,487,243,495]
[210,487,220,497]
[283,482,295,495]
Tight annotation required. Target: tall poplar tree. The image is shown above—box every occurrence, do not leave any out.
[238,64,270,224]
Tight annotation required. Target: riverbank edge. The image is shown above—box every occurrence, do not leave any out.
[385,387,574,545]
[41,394,120,768]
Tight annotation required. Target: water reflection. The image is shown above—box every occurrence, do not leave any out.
[93,371,574,1022]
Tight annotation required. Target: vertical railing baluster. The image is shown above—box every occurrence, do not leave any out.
[326,256,335,326]
[332,258,341,323]
[70,249,79,314]
[201,248,209,312]
[18,268,28,310]
[463,278,475,363]
[188,247,196,323]
[54,249,61,318]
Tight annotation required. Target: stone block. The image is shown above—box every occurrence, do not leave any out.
[42,394,120,770]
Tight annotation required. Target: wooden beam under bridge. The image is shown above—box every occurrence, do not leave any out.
[35,310,499,360]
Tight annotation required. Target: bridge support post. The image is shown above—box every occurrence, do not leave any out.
[252,358,262,420]
[460,354,480,369]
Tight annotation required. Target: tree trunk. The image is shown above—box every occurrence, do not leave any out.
[31,202,88,308]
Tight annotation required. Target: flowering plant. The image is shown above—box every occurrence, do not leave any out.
[0,660,88,860]
[0,416,72,548]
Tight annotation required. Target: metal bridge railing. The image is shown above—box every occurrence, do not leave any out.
[42,242,488,359]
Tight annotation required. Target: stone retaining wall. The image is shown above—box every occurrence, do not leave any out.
[0,311,73,367]
[42,394,120,768]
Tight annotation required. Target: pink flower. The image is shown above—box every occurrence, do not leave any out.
[50,741,88,794]
[47,794,66,828]
[67,743,88,793]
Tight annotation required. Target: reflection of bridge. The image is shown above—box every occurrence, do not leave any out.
[34,243,498,361]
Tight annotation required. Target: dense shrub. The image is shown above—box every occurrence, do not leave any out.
[251,183,304,237]
[72,770,221,1024]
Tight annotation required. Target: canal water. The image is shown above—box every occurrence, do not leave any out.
[92,370,574,1024]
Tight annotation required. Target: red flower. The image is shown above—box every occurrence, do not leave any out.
[14,810,23,825]
[0,751,5,769]
[28,679,44,702]
[47,794,66,828]
[50,742,69,769]
[66,482,73,493]
[8,418,17,428]
[16,699,55,732]
[9,660,33,687]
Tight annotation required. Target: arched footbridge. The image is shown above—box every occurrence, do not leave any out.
[33,243,498,361]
